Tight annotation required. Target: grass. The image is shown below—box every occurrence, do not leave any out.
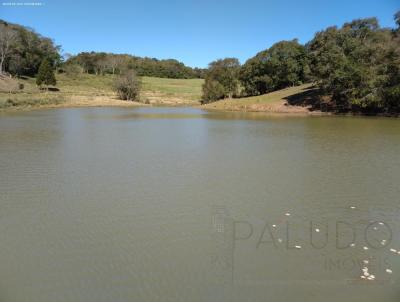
[0,94,66,109]
[141,76,203,102]
[0,74,321,113]
[205,84,313,107]
[202,83,321,113]
[0,73,204,110]
[50,73,115,96]
[0,76,67,109]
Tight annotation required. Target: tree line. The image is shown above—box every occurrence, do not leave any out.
[0,20,60,77]
[0,19,205,80]
[64,52,206,79]
[202,12,400,114]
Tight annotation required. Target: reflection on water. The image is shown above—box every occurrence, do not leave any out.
[0,107,400,302]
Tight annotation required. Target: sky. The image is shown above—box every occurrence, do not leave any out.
[1,0,399,68]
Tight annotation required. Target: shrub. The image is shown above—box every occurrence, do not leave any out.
[64,64,84,76]
[113,70,141,101]
[201,80,226,104]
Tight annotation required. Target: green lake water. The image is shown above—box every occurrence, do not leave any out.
[0,107,399,302]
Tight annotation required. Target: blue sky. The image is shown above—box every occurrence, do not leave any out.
[1,0,398,67]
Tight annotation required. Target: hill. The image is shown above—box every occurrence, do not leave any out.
[201,84,328,114]
[0,74,204,110]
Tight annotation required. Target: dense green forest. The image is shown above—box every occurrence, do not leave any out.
[1,12,399,114]
[307,16,400,113]
[0,20,60,76]
[202,12,400,114]
[239,40,310,96]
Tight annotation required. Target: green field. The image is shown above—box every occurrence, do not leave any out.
[141,76,203,103]
[0,74,205,109]
[202,83,319,113]
[49,74,204,101]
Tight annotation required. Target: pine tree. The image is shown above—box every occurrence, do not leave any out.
[36,59,56,89]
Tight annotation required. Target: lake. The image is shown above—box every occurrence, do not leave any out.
[0,107,399,302]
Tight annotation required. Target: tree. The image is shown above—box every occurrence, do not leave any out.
[201,58,240,103]
[308,16,399,113]
[36,58,56,89]
[8,52,24,76]
[0,19,60,77]
[113,70,141,101]
[201,79,226,103]
[240,40,310,96]
[394,10,400,29]
[0,22,17,74]
[107,55,124,74]
[71,52,96,73]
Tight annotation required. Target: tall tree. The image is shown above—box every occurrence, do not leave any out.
[0,22,17,74]
[394,10,400,29]
[36,58,56,89]
[308,17,399,113]
[240,40,310,96]
[202,58,240,103]
[0,19,60,77]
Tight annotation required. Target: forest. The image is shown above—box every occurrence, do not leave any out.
[202,13,400,114]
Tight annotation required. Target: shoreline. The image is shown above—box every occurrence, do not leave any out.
[200,104,400,118]
[0,92,323,115]
[199,104,328,116]
[1,88,398,118]
[0,95,147,112]
[2,98,399,118]
[2,76,398,117]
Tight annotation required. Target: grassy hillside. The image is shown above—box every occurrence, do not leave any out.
[0,74,325,114]
[202,83,325,114]
[141,76,203,104]
[0,74,204,110]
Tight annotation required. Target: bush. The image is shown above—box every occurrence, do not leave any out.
[64,64,84,76]
[113,70,141,101]
[5,98,16,107]
[201,80,226,104]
